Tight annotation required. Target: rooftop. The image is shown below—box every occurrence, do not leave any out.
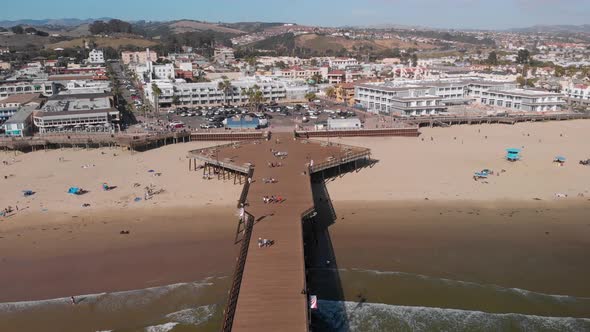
[3,107,35,124]
[0,93,44,106]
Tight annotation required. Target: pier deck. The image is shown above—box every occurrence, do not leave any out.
[189,134,370,331]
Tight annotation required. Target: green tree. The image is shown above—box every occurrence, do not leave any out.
[325,86,336,99]
[245,56,257,67]
[310,73,323,85]
[275,61,288,69]
[172,94,181,106]
[516,49,530,64]
[487,51,498,65]
[410,53,418,67]
[217,78,234,105]
[305,92,317,102]
[242,85,265,111]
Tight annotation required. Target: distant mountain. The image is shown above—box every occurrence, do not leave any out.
[508,25,590,33]
[0,18,113,28]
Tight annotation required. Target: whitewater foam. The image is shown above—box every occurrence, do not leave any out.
[348,268,590,302]
[165,304,217,325]
[0,281,214,314]
[145,322,178,332]
[314,300,590,332]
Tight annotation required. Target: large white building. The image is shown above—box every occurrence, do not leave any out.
[34,92,120,133]
[135,62,175,82]
[147,77,311,107]
[355,78,566,115]
[355,83,448,116]
[564,83,590,108]
[480,89,566,112]
[87,49,105,64]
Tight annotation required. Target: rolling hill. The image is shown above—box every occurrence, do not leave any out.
[169,20,245,34]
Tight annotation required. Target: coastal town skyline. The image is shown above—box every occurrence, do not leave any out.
[1,0,589,30]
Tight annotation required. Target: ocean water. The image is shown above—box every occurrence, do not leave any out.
[2,269,590,331]
[0,278,228,332]
[313,300,590,332]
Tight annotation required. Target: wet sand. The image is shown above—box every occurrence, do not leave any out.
[328,200,590,299]
[303,200,590,332]
[0,206,238,302]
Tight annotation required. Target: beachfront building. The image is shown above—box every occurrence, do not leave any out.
[1,106,35,137]
[147,77,289,107]
[0,81,58,99]
[354,78,566,114]
[355,83,447,116]
[121,49,158,65]
[33,92,120,133]
[479,89,566,112]
[564,83,590,109]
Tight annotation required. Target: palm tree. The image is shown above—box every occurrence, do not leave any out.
[151,82,162,117]
[310,73,323,85]
[242,85,265,111]
[325,86,337,99]
[217,78,234,106]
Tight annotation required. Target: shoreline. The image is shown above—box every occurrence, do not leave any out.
[1,199,589,303]
[0,206,239,302]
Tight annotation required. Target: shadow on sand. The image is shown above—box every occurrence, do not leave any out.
[304,158,377,331]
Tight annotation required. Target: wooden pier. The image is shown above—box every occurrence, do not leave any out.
[188,134,371,331]
[0,130,268,152]
[404,113,590,128]
[295,127,419,138]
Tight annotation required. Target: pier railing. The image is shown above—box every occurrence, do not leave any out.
[310,149,372,174]
[295,127,419,138]
[189,144,252,174]
[404,112,590,127]
[237,167,254,209]
[222,211,255,332]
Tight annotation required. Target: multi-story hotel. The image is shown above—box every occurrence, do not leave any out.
[148,77,289,107]
[355,78,566,115]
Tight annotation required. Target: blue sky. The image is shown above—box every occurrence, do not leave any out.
[1,0,589,29]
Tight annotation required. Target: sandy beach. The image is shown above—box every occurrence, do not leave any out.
[1,120,590,331]
[326,120,590,202]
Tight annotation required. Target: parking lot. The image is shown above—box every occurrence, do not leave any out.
[156,102,362,132]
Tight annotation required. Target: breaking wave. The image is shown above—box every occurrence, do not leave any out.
[314,300,590,332]
[351,268,590,303]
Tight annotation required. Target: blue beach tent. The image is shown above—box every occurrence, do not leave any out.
[506,148,521,161]
[68,187,81,195]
